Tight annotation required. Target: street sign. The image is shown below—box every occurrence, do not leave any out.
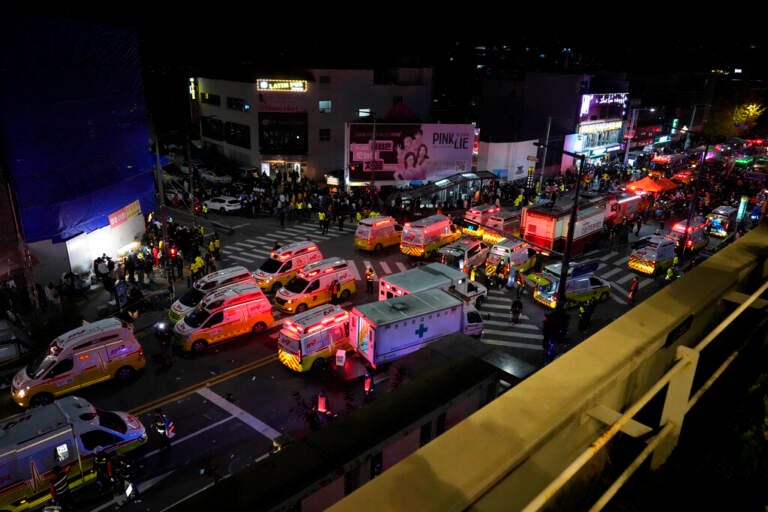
[526,155,539,162]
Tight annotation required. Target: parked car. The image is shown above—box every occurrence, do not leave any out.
[204,196,243,213]
[200,168,233,185]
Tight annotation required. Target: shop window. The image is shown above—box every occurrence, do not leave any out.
[319,100,332,113]
[319,128,331,142]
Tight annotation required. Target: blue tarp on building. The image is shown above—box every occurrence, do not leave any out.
[0,14,156,243]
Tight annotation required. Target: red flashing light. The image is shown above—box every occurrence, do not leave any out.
[373,219,390,226]
[278,253,291,260]
[404,222,411,228]
[307,324,324,334]
[324,267,333,273]
[686,239,693,247]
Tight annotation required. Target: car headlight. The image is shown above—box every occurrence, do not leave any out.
[15,388,27,398]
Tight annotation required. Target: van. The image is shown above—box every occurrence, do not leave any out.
[169,265,257,323]
[277,304,351,373]
[485,238,537,276]
[484,209,521,241]
[253,240,323,293]
[530,260,609,309]
[0,396,147,512]
[463,204,500,233]
[628,235,676,275]
[667,215,709,254]
[706,205,739,237]
[173,283,274,353]
[11,318,146,408]
[438,238,490,272]
[354,216,403,251]
[400,214,461,258]
[274,257,356,314]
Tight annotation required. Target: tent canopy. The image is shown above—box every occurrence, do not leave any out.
[626,176,677,194]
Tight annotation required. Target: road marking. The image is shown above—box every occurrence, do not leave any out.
[601,267,623,279]
[232,241,259,247]
[197,387,281,440]
[227,254,258,262]
[614,255,630,265]
[482,337,544,350]
[395,262,408,272]
[347,260,361,280]
[611,291,629,304]
[250,248,270,256]
[256,234,282,241]
[231,223,250,229]
[484,319,537,329]
[600,251,619,261]
[483,328,543,339]
[616,273,636,285]
[379,261,391,274]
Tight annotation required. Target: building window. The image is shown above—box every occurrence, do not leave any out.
[358,108,372,118]
[201,116,224,141]
[227,97,251,112]
[319,75,331,84]
[319,128,331,142]
[319,100,332,113]
[201,92,221,106]
[258,112,308,155]
[224,122,251,149]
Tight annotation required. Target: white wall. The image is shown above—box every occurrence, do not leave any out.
[477,140,539,182]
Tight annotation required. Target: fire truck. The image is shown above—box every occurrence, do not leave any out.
[520,202,605,256]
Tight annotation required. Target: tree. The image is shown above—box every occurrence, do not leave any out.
[732,103,766,133]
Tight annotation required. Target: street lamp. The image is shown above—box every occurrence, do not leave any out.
[534,142,587,364]
[623,107,655,167]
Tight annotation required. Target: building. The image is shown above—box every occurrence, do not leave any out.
[0,14,157,288]
[194,67,433,184]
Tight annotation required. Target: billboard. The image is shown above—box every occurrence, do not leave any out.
[348,123,474,183]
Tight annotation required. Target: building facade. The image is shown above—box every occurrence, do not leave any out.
[195,67,433,183]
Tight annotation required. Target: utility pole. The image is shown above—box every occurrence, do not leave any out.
[534,142,586,364]
[152,122,169,253]
[623,108,639,167]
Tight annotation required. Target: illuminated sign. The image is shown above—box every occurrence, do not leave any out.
[256,79,307,92]
[578,121,623,134]
[109,200,141,228]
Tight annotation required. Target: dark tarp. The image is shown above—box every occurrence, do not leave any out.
[0,14,156,243]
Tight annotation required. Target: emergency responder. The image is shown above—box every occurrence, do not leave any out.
[213,232,221,258]
[495,260,505,290]
[201,202,209,218]
[578,298,596,331]
[365,266,377,294]
[93,447,114,494]
[49,464,72,510]
[627,277,639,305]
[153,408,173,450]
[330,279,341,304]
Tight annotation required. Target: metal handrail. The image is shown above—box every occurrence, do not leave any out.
[522,277,768,512]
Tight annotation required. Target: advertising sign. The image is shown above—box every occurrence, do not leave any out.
[348,123,474,183]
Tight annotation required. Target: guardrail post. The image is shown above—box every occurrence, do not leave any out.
[651,345,698,469]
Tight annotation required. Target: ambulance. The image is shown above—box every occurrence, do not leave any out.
[628,235,677,276]
[253,240,323,293]
[273,257,356,314]
[462,204,500,236]
[169,265,257,323]
[706,205,738,237]
[438,237,490,272]
[400,214,462,258]
[667,215,709,254]
[531,261,611,309]
[485,238,538,277]
[11,317,145,408]
[173,283,274,353]
[277,304,351,373]
[484,209,521,242]
[354,215,403,251]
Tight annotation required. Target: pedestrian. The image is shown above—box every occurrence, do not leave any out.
[93,447,114,495]
[627,277,639,305]
[338,212,345,232]
[634,217,642,235]
[155,323,173,367]
[213,233,221,258]
[201,203,209,218]
[330,279,341,304]
[153,408,173,450]
[365,266,377,294]
[114,454,138,502]
[509,298,523,323]
[49,464,72,510]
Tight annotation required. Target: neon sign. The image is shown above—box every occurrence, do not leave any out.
[257,79,307,92]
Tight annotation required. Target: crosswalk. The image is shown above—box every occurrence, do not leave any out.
[218,223,659,354]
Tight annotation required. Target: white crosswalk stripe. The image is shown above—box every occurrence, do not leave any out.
[379,261,392,274]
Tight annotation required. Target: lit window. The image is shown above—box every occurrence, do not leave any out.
[319,100,331,113]
[359,108,372,118]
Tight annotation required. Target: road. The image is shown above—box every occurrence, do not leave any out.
[0,205,720,512]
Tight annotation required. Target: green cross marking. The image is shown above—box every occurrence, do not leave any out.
[415,323,428,338]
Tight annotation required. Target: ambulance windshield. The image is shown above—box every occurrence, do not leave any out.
[285,276,310,293]
[259,258,283,273]
[27,354,56,379]
[184,308,211,328]
[178,288,205,307]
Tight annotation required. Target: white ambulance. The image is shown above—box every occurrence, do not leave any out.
[253,240,323,293]
[274,257,356,314]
